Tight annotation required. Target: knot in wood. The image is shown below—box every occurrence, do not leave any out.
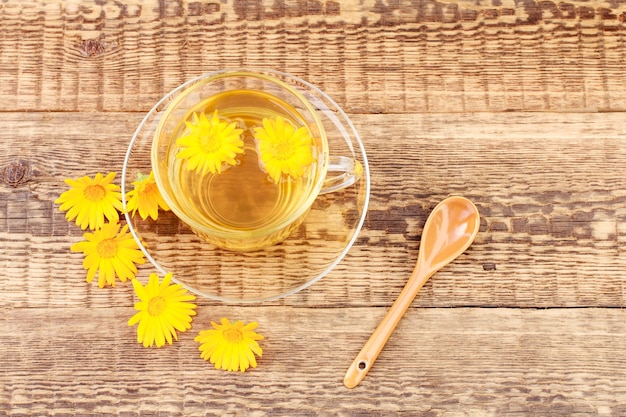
[80,39,105,57]
[3,160,29,187]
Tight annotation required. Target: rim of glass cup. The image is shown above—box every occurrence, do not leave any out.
[121,68,371,302]
[151,70,330,242]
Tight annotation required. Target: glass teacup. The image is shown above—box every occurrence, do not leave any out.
[122,69,369,302]
[152,70,363,252]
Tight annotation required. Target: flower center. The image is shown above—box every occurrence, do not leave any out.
[96,238,118,259]
[271,140,297,160]
[143,182,158,195]
[147,296,166,316]
[200,133,222,154]
[84,184,106,202]
[223,328,243,343]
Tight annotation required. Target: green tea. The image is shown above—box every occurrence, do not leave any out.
[166,89,318,246]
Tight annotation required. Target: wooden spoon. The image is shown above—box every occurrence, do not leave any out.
[344,196,480,389]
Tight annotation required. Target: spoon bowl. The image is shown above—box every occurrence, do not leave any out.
[418,196,481,273]
[344,196,480,389]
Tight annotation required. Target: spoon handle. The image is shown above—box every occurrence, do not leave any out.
[344,263,433,389]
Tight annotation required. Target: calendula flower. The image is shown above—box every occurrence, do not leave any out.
[195,318,263,372]
[253,116,316,183]
[176,110,244,175]
[71,222,146,288]
[128,272,197,348]
[125,171,170,221]
[55,172,123,230]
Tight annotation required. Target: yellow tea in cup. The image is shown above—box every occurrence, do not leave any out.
[152,70,360,251]
[166,89,319,249]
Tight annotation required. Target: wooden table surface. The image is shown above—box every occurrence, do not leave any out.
[2,0,626,415]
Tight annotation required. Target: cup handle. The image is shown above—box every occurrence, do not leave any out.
[319,156,363,195]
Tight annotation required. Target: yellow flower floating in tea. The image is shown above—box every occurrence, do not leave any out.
[125,171,170,221]
[254,116,317,183]
[128,272,197,348]
[56,172,123,230]
[195,318,264,372]
[71,222,146,288]
[175,108,316,184]
[176,110,244,175]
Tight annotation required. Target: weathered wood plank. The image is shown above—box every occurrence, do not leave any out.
[2,2,626,415]
[1,111,625,309]
[1,0,625,113]
[2,306,626,415]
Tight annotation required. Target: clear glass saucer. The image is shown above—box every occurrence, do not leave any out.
[121,70,370,303]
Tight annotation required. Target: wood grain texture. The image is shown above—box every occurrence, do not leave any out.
[1,0,625,113]
[3,306,626,416]
[2,0,626,415]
